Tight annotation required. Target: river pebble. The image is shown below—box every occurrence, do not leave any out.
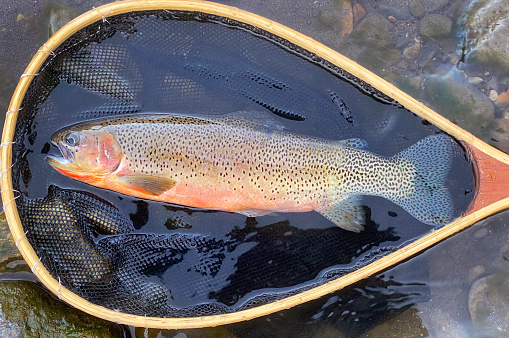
[317,0,353,37]
[403,42,421,59]
[352,13,393,48]
[467,76,483,85]
[489,90,499,102]
[352,3,366,26]
[409,0,426,18]
[418,14,452,40]
[495,88,509,108]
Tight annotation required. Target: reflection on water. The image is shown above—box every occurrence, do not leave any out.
[0,0,507,337]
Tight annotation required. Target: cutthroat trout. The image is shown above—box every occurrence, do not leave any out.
[47,113,454,232]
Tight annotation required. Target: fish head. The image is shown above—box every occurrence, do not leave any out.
[47,125,123,182]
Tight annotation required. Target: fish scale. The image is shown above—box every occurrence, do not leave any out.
[48,113,454,232]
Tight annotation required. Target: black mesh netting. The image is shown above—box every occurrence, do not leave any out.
[11,10,475,318]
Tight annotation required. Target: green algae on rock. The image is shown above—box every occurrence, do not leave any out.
[0,281,124,337]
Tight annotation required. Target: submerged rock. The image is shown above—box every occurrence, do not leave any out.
[45,4,81,37]
[0,213,19,264]
[490,117,509,153]
[0,281,123,337]
[469,271,509,337]
[352,13,393,48]
[418,14,452,40]
[409,0,426,19]
[422,0,451,13]
[423,71,494,137]
[353,3,366,26]
[495,89,509,108]
[316,0,353,38]
[461,0,509,74]
[0,304,21,338]
[489,90,499,102]
[383,72,420,99]
[376,0,412,20]
[350,12,400,70]
[403,42,421,59]
[357,46,401,71]
[361,308,428,337]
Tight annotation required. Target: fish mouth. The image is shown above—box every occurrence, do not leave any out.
[46,141,73,169]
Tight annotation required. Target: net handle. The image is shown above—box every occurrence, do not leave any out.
[1,0,508,329]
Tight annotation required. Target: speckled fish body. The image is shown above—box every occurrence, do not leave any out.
[47,113,454,232]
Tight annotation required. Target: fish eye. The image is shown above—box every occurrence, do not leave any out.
[64,132,80,147]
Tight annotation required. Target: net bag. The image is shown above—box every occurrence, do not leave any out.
[1,0,508,329]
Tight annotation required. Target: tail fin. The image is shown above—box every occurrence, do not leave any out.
[393,134,454,226]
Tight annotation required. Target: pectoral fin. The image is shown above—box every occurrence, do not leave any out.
[317,196,365,232]
[116,174,176,196]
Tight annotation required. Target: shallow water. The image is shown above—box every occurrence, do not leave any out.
[0,0,508,337]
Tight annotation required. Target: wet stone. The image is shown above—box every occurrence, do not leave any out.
[0,281,123,337]
[490,117,509,153]
[409,0,426,19]
[46,4,80,37]
[468,265,485,284]
[419,213,509,337]
[474,227,489,239]
[410,76,422,89]
[357,46,401,71]
[489,90,499,102]
[461,0,509,74]
[352,13,393,48]
[403,42,421,59]
[383,72,420,98]
[469,271,509,337]
[468,77,483,85]
[0,304,21,338]
[352,3,366,26]
[0,213,20,264]
[423,71,495,137]
[316,0,353,38]
[377,0,412,20]
[361,308,428,337]
[496,89,509,108]
[418,14,452,40]
[422,0,451,12]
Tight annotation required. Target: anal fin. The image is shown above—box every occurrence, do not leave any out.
[317,196,365,232]
[116,174,176,196]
